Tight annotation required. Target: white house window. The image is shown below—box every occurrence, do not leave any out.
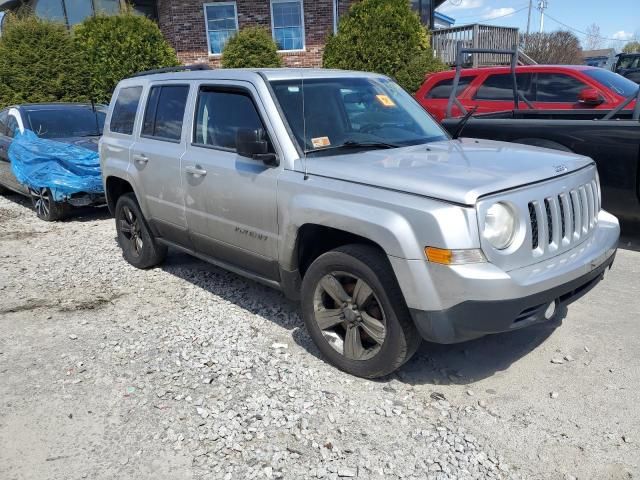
[204,2,238,55]
[271,0,304,51]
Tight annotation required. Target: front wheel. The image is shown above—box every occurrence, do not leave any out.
[30,187,67,221]
[115,193,167,269]
[301,244,421,379]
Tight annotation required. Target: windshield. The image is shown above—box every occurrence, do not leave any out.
[270,76,448,156]
[617,55,639,69]
[583,68,639,98]
[26,107,106,139]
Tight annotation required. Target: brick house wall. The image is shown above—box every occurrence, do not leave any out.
[157,0,358,68]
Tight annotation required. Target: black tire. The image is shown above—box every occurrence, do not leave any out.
[301,244,421,379]
[30,187,68,221]
[115,193,167,269]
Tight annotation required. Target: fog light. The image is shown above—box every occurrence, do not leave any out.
[544,301,557,320]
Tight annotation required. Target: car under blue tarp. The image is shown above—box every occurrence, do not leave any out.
[8,129,103,202]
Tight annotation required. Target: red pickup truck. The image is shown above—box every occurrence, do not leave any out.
[416,65,638,121]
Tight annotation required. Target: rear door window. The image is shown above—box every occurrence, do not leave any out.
[425,76,475,99]
[110,86,143,135]
[534,73,587,103]
[142,85,190,142]
[474,73,534,101]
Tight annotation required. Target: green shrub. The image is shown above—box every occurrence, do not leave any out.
[323,0,445,93]
[0,13,89,108]
[74,12,179,104]
[623,41,640,54]
[394,54,446,94]
[221,27,283,68]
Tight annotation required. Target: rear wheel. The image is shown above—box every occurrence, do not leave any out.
[30,187,67,221]
[301,244,420,378]
[115,193,167,269]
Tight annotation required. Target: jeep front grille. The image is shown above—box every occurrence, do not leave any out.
[529,203,539,250]
[528,179,600,255]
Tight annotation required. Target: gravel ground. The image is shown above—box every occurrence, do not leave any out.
[0,193,638,480]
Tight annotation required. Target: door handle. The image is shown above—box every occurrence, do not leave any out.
[185,165,207,177]
[133,154,149,164]
[104,144,124,153]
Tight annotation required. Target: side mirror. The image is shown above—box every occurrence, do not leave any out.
[236,128,278,166]
[578,88,604,106]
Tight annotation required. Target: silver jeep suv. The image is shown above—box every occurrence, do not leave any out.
[100,68,619,378]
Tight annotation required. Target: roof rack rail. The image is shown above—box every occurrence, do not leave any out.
[128,64,211,78]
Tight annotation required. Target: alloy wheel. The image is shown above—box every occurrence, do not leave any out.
[119,205,144,257]
[313,272,387,361]
[30,188,51,218]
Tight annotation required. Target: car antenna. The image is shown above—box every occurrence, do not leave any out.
[302,71,309,181]
[451,106,478,140]
[90,98,100,135]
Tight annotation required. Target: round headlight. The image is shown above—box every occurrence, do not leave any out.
[484,202,517,250]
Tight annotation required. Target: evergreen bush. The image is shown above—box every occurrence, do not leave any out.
[221,27,283,68]
[323,0,445,93]
[0,13,88,107]
[74,12,179,104]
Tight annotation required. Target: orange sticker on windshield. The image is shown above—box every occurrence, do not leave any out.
[312,136,331,148]
[376,94,396,107]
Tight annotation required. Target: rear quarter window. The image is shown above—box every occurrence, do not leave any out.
[425,76,475,99]
[0,110,7,136]
[110,86,143,135]
[6,115,19,138]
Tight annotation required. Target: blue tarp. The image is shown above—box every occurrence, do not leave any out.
[8,129,103,202]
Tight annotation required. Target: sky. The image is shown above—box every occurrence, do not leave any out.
[437,0,640,50]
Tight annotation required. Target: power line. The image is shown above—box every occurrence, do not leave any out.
[439,3,633,44]
[544,12,633,42]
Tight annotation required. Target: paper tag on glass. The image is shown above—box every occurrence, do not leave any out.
[376,94,396,107]
[312,136,331,148]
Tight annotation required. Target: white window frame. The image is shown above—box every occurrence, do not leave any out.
[270,0,306,53]
[203,1,239,57]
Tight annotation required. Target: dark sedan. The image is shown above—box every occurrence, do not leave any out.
[0,103,106,221]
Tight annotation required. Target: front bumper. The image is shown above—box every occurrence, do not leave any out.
[403,210,620,343]
[65,192,106,207]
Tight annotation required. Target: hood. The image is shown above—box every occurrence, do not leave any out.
[53,136,101,152]
[304,138,593,205]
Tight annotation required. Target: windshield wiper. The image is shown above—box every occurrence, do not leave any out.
[306,140,401,154]
[451,106,478,140]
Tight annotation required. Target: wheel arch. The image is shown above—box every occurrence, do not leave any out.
[105,175,135,215]
[279,214,425,304]
[294,224,388,277]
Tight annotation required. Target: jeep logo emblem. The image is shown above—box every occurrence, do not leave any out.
[554,164,568,173]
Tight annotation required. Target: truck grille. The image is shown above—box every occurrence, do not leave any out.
[527,179,600,255]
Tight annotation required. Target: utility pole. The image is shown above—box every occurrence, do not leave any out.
[538,0,548,33]
[524,0,533,48]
